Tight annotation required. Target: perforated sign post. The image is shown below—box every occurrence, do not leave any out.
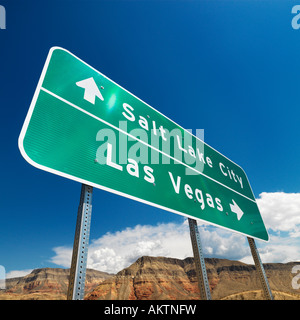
[19,47,272,300]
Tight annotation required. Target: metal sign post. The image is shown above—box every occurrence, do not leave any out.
[188,218,212,300]
[247,237,273,300]
[67,184,93,300]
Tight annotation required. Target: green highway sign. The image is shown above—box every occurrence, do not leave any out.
[19,47,269,241]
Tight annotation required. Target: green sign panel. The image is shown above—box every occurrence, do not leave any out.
[19,47,269,241]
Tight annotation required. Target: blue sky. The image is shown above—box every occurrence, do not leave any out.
[1,0,300,277]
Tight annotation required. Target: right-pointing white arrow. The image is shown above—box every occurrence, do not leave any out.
[230,200,244,221]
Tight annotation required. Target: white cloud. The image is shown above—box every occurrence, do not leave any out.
[49,222,192,273]
[50,220,248,273]
[241,234,300,264]
[240,192,300,264]
[6,269,33,279]
[200,227,248,259]
[50,246,72,268]
[257,192,300,236]
[87,222,192,273]
[49,192,300,273]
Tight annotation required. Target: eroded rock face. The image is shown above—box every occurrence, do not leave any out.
[1,268,112,300]
[1,257,300,300]
[85,256,300,300]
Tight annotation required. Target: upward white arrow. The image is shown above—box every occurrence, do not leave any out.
[230,200,244,221]
[76,77,104,104]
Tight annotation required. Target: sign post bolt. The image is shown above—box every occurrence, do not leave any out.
[188,218,212,300]
[247,237,274,300]
[67,184,93,300]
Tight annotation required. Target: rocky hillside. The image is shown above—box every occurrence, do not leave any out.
[85,256,300,300]
[1,257,300,300]
[0,268,112,300]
